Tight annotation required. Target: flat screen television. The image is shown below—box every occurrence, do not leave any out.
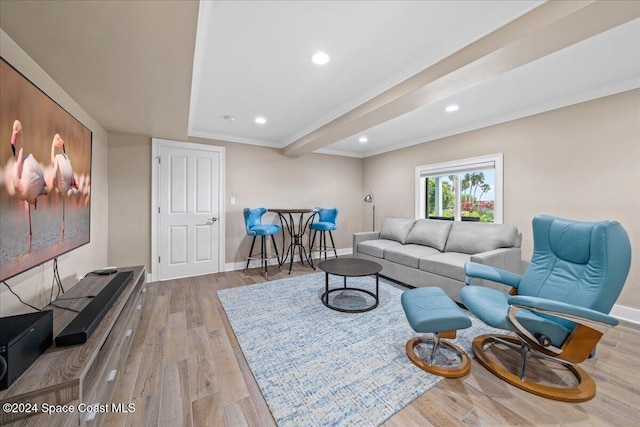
[0,57,92,283]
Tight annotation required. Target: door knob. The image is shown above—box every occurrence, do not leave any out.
[205,217,218,225]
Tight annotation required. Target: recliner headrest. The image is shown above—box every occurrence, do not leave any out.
[548,218,593,264]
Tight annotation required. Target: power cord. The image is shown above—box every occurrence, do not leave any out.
[55,258,64,294]
[49,258,65,304]
[1,281,41,312]
[2,258,71,313]
[49,303,80,313]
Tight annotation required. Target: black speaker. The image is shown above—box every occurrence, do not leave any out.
[0,310,53,390]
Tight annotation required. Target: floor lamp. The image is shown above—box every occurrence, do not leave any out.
[364,191,375,231]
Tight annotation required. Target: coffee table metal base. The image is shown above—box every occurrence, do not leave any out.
[321,274,379,313]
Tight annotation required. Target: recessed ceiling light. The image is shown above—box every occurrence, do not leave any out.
[358,136,368,144]
[312,51,330,65]
[254,116,267,125]
[223,115,236,122]
[445,104,460,113]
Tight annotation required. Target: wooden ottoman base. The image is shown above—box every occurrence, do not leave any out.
[406,334,471,378]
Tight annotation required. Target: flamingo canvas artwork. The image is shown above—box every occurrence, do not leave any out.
[0,58,92,282]
[10,119,49,249]
[49,133,79,238]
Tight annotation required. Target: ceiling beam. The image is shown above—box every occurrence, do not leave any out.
[282,0,640,157]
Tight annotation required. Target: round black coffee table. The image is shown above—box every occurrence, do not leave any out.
[318,258,383,313]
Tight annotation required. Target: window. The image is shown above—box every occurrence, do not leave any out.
[415,154,503,223]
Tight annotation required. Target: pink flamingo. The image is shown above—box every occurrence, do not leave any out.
[49,134,78,238]
[10,120,48,249]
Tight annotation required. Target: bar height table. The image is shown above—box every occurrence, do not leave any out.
[269,208,318,274]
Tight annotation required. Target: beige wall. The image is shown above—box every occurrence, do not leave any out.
[106,135,364,273]
[107,133,151,270]
[363,89,640,310]
[0,30,109,315]
[211,140,364,265]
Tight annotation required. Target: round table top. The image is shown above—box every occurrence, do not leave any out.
[318,258,382,277]
[268,208,318,214]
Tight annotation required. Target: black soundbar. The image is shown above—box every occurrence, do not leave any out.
[55,271,134,347]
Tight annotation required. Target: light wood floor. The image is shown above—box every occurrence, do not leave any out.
[104,262,640,427]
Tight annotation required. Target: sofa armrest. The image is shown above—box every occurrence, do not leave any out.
[353,231,380,258]
[471,247,524,274]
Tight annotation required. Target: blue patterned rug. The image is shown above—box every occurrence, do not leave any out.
[218,272,500,427]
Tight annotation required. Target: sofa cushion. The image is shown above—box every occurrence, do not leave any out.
[405,219,452,251]
[419,252,471,282]
[384,244,441,269]
[444,222,519,255]
[357,239,402,259]
[379,218,416,244]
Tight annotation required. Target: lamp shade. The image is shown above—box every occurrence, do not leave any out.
[364,191,374,203]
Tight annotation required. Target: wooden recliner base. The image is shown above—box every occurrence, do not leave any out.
[472,334,596,402]
[406,336,471,378]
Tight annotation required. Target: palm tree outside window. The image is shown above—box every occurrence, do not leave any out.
[415,154,503,224]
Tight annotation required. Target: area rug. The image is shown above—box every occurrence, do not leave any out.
[218,272,501,427]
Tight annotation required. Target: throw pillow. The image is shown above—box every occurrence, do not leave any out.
[379,218,416,244]
[445,222,518,254]
[405,219,452,251]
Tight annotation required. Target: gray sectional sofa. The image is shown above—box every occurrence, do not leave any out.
[353,218,523,302]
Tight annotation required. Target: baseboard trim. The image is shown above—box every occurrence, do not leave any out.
[611,304,640,326]
[225,248,353,272]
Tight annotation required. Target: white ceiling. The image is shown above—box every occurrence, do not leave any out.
[322,18,640,157]
[1,1,638,158]
[189,0,545,148]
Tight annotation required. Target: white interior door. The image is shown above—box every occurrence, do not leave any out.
[157,144,222,280]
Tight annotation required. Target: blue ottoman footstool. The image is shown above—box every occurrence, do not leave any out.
[401,287,472,378]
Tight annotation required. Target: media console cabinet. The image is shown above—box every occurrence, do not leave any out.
[0,266,146,426]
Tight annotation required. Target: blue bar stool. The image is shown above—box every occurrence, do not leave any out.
[244,207,281,278]
[309,207,338,260]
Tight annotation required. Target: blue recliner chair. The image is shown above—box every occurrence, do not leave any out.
[461,214,631,402]
[244,208,281,278]
[309,207,338,260]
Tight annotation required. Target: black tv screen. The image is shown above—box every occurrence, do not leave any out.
[0,57,92,282]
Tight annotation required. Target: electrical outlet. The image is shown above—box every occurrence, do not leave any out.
[230,197,236,205]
